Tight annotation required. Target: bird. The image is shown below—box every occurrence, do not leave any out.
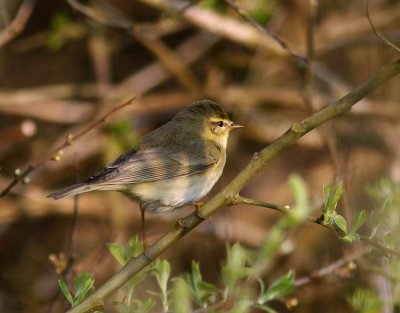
[48,99,242,243]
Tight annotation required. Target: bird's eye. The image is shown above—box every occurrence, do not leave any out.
[217,121,224,127]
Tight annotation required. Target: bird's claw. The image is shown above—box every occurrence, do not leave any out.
[194,201,206,220]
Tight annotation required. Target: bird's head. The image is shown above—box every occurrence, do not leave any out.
[175,100,242,149]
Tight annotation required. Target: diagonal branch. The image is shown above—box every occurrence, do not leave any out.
[366,3,400,54]
[0,97,136,198]
[66,57,400,313]
[0,0,37,47]
[295,248,369,287]
[223,0,306,64]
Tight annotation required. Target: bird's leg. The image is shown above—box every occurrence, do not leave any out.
[177,201,206,228]
[140,205,151,258]
[177,201,207,229]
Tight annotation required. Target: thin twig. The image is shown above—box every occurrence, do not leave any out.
[113,31,219,97]
[137,0,285,56]
[0,97,136,198]
[232,196,332,232]
[66,57,400,313]
[66,0,131,29]
[295,248,369,286]
[233,197,400,258]
[0,0,37,47]
[136,0,362,105]
[223,0,307,66]
[233,196,290,213]
[366,2,400,54]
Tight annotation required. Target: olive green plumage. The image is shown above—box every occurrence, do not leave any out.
[48,100,242,213]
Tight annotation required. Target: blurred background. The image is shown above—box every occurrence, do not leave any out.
[0,0,400,312]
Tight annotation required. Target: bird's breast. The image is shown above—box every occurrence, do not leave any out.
[131,152,226,212]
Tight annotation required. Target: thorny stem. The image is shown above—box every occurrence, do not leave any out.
[66,58,400,313]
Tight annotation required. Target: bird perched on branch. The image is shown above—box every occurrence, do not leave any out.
[48,99,242,243]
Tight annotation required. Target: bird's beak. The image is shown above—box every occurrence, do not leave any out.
[229,122,243,129]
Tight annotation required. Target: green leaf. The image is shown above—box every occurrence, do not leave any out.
[333,214,348,234]
[347,288,382,313]
[152,259,171,311]
[134,299,156,313]
[350,210,367,233]
[128,235,144,259]
[73,273,95,305]
[258,272,295,304]
[222,243,250,290]
[184,262,217,307]
[152,259,171,293]
[249,0,278,23]
[231,299,252,313]
[288,175,310,221]
[171,278,191,313]
[108,243,127,265]
[115,301,135,313]
[323,182,343,214]
[342,232,360,243]
[59,279,74,306]
[197,280,217,304]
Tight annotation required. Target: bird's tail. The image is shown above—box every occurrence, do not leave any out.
[47,183,95,200]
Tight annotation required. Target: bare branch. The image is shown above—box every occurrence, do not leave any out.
[223,0,306,65]
[295,248,369,287]
[0,97,136,198]
[66,0,131,29]
[0,0,36,47]
[137,0,286,56]
[366,3,400,54]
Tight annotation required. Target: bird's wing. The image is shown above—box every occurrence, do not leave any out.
[84,141,221,185]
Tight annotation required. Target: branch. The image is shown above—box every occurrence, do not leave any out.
[294,248,369,287]
[366,3,400,54]
[66,57,400,313]
[223,0,306,65]
[137,0,285,56]
[0,97,136,198]
[0,0,36,47]
[66,0,131,29]
[233,197,400,258]
[135,0,370,111]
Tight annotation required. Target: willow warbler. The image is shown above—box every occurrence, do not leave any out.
[48,100,241,236]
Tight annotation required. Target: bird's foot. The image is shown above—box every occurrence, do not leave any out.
[194,201,205,210]
[194,201,206,220]
[176,202,207,229]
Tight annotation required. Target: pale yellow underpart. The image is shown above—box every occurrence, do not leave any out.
[131,151,226,213]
